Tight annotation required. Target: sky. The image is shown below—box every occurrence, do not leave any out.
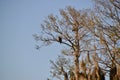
[0,0,92,80]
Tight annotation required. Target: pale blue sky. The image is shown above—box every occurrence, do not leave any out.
[0,0,92,80]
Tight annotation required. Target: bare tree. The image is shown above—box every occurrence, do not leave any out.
[34,1,120,79]
[91,0,120,64]
[34,6,94,80]
[87,0,120,79]
[49,55,73,80]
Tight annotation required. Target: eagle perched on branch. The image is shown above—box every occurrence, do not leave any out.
[57,36,62,43]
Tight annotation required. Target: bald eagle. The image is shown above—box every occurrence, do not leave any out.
[58,36,62,43]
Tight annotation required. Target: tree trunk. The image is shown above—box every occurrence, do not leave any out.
[61,66,68,80]
[74,54,79,80]
[63,72,68,80]
[74,24,80,80]
[110,66,117,80]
